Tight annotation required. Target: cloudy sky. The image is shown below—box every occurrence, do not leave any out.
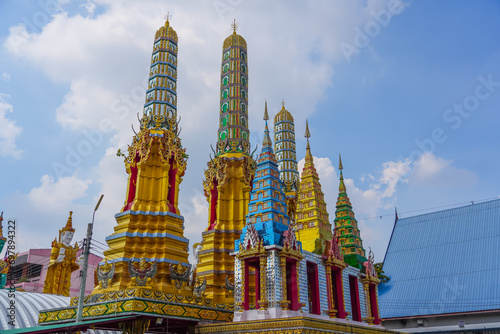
[1,0,499,263]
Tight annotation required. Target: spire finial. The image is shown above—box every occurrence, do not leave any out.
[261,103,272,151]
[282,99,285,109]
[395,207,399,221]
[164,12,171,24]
[231,19,239,33]
[304,120,314,165]
[62,211,75,233]
[338,155,346,193]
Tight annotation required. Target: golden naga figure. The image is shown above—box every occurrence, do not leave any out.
[43,211,80,296]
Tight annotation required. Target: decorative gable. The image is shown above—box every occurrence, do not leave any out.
[242,224,260,250]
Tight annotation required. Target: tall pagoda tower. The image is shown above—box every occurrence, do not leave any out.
[94,18,191,293]
[273,101,299,222]
[198,21,256,303]
[295,121,332,254]
[334,155,367,269]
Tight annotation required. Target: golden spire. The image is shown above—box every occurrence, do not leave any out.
[231,18,239,34]
[338,154,346,193]
[282,99,285,109]
[262,101,272,149]
[304,120,313,165]
[62,211,75,233]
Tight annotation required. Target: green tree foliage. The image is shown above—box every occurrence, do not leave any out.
[374,263,390,283]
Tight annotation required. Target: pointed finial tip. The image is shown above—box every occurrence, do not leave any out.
[231,19,239,33]
[164,12,171,24]
[263,100,269,121]
[305,119,311,139]
[338,153,343,170]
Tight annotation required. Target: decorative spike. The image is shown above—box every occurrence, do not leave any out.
[231,18,239,33]
[395,207,399,221]
[282,99,285,109]
[262,109,272,151]
[263,100,269,121]
[339,153,343,171]
[304,120,314,166]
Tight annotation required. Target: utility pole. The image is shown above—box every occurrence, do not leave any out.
[76,194,104,323]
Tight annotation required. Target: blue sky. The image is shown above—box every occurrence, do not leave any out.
[0,0,499,262]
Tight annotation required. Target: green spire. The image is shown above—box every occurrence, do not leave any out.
[333,156,366,269]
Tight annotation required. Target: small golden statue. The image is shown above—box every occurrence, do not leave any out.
[129,258,157,287]
[43,211,80,296]
[96,260,115,290]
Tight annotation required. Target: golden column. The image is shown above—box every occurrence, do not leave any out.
[258,255,268,310]
[279,255,290,310]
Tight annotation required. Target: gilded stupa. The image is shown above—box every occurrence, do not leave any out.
[295,121,332,254]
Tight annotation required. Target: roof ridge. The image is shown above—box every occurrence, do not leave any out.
[397,198,500,221]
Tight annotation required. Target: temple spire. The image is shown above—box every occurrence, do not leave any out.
[216,21,249,155]
[338,154,346,193]
[304,120,313,166]
[334,156,366,269]
[262,101,272,151]
[296,119,331,253]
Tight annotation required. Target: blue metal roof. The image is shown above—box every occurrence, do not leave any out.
[379,199,500,318]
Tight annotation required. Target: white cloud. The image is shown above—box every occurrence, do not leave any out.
[56,78,116,130]
[2,73,10,82]
[410,152,478,188]
[0,94,23,159]
[28,175,92,211]
[81,0,97,15]
[378,160,411,198]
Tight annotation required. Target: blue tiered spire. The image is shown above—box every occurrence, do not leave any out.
[235,102,297,251]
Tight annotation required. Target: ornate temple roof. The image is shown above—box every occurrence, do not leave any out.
[379,199,500,318]
[273,102,294,123]
[155,18,178,42]
[223,29,247,49]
